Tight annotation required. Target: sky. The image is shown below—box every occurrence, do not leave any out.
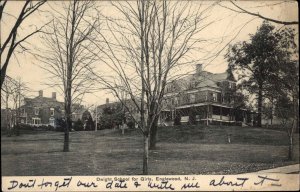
[1,0,298,107]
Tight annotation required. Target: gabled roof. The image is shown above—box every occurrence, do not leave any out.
[167,70,234,93]
[196,71,229,88]
[21,96,63,109]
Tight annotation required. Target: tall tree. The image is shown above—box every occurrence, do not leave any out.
[0,0,46,89]
[89,0,216,174]
[37,0,99,152]
[1,76,28,136]
[226,21,296,127]
[272,58,299,160]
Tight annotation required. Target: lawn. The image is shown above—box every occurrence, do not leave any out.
[1,125,299,176]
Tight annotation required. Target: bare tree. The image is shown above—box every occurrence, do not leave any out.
[88,0,216,174]
[0,0,46,89]
[1,76,17,136]
[36,0,100,152]
[218,1,298,26]
[1,76,29,136]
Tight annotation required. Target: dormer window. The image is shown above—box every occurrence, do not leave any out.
[190,94,196,103]
[212,93,217,102]
[50,108,55,116]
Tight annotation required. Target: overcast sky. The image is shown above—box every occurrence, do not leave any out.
[1,0,298,107]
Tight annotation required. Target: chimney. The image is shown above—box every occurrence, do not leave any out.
[52,92,56,100]
[106,98,109,104]
[38,90,43,97]
[196,64,202,75]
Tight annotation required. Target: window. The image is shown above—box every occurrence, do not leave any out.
[189,81,197,89]
[32,117,41,125]
[212,93,217,102]
[49,117,55,126]
[229,82,236,89]
[190,94,196,103]
[34,108,39,115]
[174,97,179,105]
[21,108,26,116]
[50,108,54,116]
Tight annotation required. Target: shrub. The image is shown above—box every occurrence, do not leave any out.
[85,116,95,131]
[73,119,84,131]
[55,118,66,132]
[174,115,181,125]
[127,121,135,129]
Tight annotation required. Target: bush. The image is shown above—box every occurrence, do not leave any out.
[84,116,95,131]
[47,125,55,131]
[174,115,181,125]
[127,121,135,129]
[73,119,84,131]
[55,118,66,132]
[18,123,35,131]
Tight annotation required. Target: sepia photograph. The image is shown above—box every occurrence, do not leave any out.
[1,0,299,191]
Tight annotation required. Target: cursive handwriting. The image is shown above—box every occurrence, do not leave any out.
[8,179,36,190]
[106,180,127,189]
[254,175,281,186]
[37,179,53,189]
[148,181,175,190]
[181,182,200,190]
[77,180,98,188]
[210,176,248,187]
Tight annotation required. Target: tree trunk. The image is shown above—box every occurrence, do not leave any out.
[288,135,293,160]
[63,86,72,152]
[63,128,70,152]
[63,109,71,152]
[293,96,299,133]
[149,117,159,150]
[143,134,149,175]
[257,87,263,127]
[5,95,11,137]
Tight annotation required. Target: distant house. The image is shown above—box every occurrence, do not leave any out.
[96,98,141,127]
[161,64,254,125]
[19,90,86,128]
[19,91,64,127]
[71,103,86,122]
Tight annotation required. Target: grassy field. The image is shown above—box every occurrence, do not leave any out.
[1,125,299,176]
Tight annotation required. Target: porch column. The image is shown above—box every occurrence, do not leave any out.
[206,105,209,125]
[220,106,222,126]
[172,109,174,120]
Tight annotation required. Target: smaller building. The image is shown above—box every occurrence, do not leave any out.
[19,91,64,127]
[96,98,142,129]
[18,90,86,128]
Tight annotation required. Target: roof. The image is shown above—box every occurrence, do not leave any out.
[97,98,138,109]
[166,70,234,93]
[197,71,229,88]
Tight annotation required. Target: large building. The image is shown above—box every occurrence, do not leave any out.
[95,64,256,126]
[160,64,252,125]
